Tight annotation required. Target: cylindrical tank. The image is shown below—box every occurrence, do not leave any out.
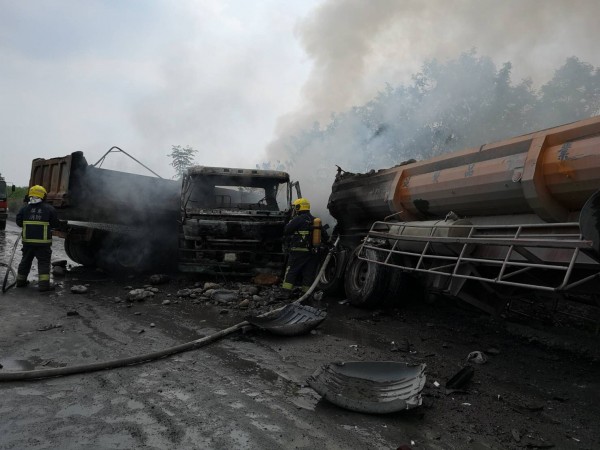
[372,218,472,255]
[328,116,600,231]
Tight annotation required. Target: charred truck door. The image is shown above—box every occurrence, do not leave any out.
[178,166,294,276]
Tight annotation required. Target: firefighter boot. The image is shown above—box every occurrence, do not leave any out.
[38,274,55,292]
[16,274,29,288]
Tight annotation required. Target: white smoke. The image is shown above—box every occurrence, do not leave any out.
[266,0,600,221]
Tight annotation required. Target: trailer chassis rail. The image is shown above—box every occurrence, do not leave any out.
[358,221,600,294]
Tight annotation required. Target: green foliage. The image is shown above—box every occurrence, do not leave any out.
[536,57,600,125]
[168,145,198,179]
[7,186,28,213]
[274,52,600,176]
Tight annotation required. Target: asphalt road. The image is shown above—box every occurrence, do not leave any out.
[1,220,599,449]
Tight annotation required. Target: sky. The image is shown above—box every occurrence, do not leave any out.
[2,0,600,217]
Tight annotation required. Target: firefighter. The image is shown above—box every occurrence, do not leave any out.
[16,185,60,292]
[282,197,324,295]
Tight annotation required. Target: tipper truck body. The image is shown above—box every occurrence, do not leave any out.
[323,116,600,317]
[30,151,181,271]
[28,151,295,275]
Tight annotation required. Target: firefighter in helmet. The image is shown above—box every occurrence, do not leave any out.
[282,197,324,295]
[16,185,60,292]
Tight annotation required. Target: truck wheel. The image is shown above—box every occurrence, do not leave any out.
[113,242,149,271]
[96,234,150,273]
[318,245,349,296]
[344,247,391,308]
[0,220,5,231]
[64,238,97,267]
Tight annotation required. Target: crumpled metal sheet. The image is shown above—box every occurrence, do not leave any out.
[246,304,327,336]
[307,361,426,414]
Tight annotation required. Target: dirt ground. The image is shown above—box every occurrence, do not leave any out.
[1,220,599,450]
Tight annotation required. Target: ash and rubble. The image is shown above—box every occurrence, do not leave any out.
[120,275,297,317]
[1,226,600,449]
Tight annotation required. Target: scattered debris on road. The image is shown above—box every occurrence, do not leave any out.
[307,361,426,414]
[70,285,88,294]
[246,304,327,336]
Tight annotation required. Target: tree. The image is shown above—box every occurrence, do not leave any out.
[273,52,600,176]
[7,186,28,213]
[535,57,600,128]
[168,145,197,179]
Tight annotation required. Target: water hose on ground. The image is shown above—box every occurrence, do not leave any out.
[2,234,21,293]
[0,238,340,382]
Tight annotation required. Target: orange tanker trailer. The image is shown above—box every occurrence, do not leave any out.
[323,116,600,319]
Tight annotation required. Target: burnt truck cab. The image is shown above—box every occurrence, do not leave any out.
[178,166,294,275]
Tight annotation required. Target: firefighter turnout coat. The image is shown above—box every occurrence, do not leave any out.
[16,201,60,245]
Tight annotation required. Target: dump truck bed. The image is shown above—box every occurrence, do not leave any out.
[29,151,180,226]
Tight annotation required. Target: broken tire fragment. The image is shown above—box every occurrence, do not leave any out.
[307,361,426,414]
[246,304,326,336]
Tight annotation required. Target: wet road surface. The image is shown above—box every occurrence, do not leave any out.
[1,217,600,449]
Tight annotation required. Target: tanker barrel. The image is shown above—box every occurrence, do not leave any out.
[329,115,600,239]
[327,167,400,232]
[392,117,600,223]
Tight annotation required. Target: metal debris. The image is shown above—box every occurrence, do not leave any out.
[307,361,426,414]
[246,304,327,336]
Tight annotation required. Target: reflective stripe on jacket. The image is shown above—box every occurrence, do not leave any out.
[22,220,52,244]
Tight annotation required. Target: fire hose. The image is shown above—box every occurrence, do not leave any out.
[2,234,21,293]
[0,237,339,382]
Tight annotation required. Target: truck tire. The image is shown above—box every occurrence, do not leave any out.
[344,247,391,308]
[65,237,96,267]
[318,245,350,296]
[96,233,150,273]
[0,220,5,231]
[64,238,97,267]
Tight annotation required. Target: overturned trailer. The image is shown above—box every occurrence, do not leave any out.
[29,151,296,275]
[323,116,600,317]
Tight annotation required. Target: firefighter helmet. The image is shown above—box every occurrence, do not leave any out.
[28,185,47,199]
[293,198,310,211]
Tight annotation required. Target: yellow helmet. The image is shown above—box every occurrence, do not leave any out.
[28,185,47,199]
[293,198,310,211]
